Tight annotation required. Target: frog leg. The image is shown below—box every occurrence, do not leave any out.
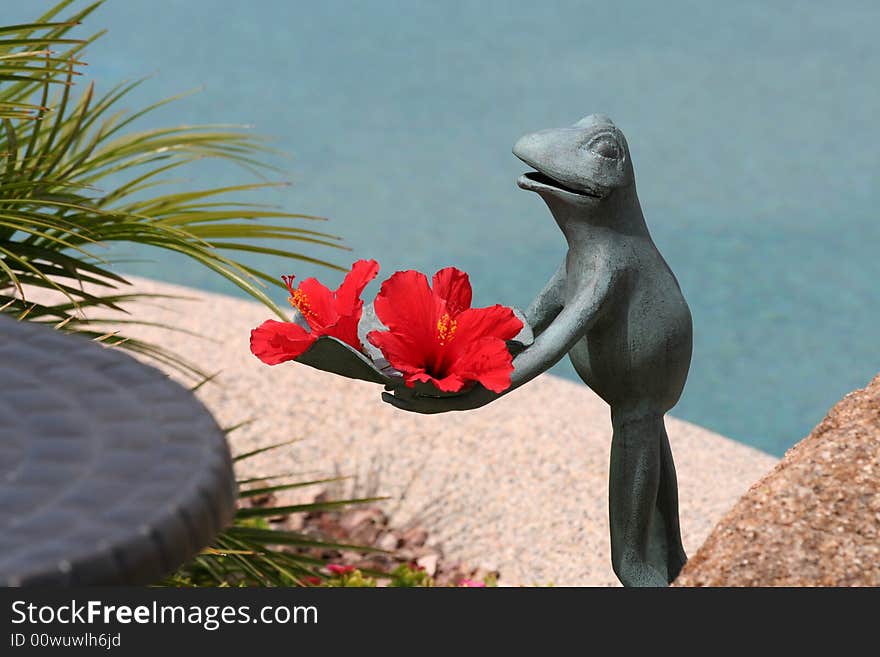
[608,406,686,587]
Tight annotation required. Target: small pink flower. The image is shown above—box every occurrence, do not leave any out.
[327,564,356,576]
[459,578,485,587]
[304,576,322,586]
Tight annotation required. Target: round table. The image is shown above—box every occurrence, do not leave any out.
[0,314,236,585]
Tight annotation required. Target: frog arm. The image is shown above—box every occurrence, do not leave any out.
[382,268,619,414]
[525,260,566,336]
[508,267,617,389]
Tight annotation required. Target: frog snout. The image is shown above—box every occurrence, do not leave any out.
[512,132,542,169]
[514,129,564,172]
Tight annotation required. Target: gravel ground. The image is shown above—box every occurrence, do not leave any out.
[29,276,777,585]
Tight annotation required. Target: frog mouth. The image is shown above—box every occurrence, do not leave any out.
[517,171,605,198]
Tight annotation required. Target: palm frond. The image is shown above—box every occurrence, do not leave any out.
[0,1,346,378]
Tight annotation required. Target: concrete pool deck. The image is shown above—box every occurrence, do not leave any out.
[31,276,778,585]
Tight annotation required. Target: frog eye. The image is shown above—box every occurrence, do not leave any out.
[588,135,620,159]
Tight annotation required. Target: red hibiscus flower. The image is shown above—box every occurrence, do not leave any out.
[250,259,379,365]
[367,267,522,393]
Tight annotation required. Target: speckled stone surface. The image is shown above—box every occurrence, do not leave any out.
[675,373,880,587]
[23,276,777,585]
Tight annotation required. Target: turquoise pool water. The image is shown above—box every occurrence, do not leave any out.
[19,2,880,455]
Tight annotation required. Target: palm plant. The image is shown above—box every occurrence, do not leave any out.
[0,0,345,378]
[161,439,387,587]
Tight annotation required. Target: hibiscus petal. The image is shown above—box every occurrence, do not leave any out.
[367,329,427,375]
[405,371,434,385]
[250,320,316,365]
[328,307,364,351]
[455,305,523,342]
[296,278,338,331]
[373,270,437,345]
[335,259,380,314]
[431,267,472,315]
[449,336,515,393]
[406,370,467,393]
[421,374,467,392]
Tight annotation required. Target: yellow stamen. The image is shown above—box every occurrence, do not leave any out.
[437,312,457,346]
[289,289,316,319]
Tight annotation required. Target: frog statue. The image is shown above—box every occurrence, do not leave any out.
[382,114,693,587]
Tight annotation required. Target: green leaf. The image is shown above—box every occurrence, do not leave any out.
[233,439,301,463]
[238,477,348,498]
[234,497,389,519]
[227,527,386,553]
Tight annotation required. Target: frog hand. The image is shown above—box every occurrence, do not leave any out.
[381,383,497,414]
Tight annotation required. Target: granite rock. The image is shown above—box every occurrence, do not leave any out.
[675,374,880,586]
